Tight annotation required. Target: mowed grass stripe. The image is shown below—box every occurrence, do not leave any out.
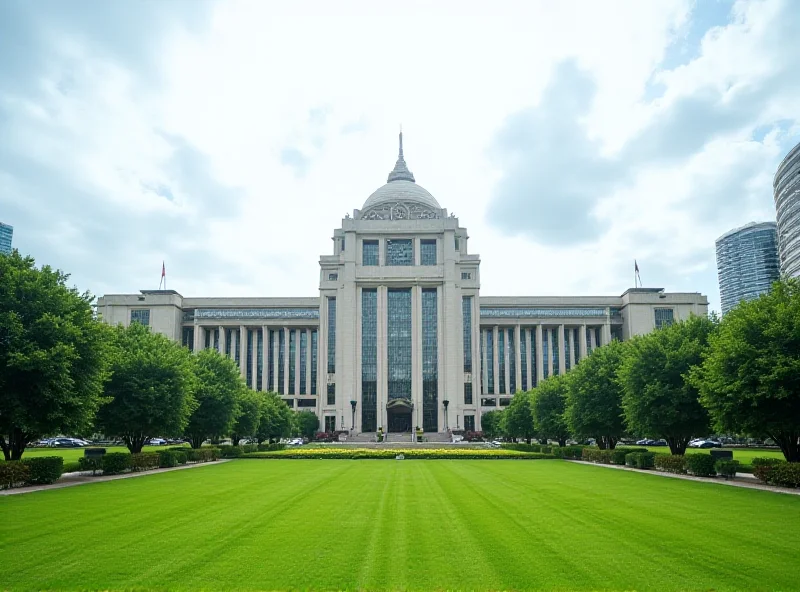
[2,460,799,591]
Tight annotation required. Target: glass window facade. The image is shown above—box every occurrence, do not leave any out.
[508,328,516,394]
[520,328,527,391]
[487,330,494,394]
[464,415,475,432]
[278,329,285,394]
[551,329,559,375]
[0,222,13,255]
[324,416,336,432]
[268,330,275,391]
[461,272,471,280]
[420,239,437,265]
[362,240,379,266]
[327,383,335,406]
[481,397,496,407]
[246,330,253,387]
[462,296,472,373]
[386,239,413,266]
[564,330,570,371]
[543,331,549,379]
[387,288,412,400]
[257,329,263,390]
[422,288,438,432]
[327,297,336,374]
[498,330,505,394]
[361,289,378,432]
[311,330,318,395]
[299,330,307,395]
[297,399,316,408]
[182,327,194,351]
[130,309,150,326]
[655,308,674,329]
[289,329,296,394]
[464,382,473,405]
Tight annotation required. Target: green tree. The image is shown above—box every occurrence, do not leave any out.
[231,389,262,446]
[693,280,800,462]
[504,391,536,443]
[96,323,197,453]
[256,392,293,443]
[294,411,319,441]
[619,315,716,455]
[532,375,571,447]
[0,251,110,460]
[565,339,627,449]
[184,349,244,449]
[481,409,505,440]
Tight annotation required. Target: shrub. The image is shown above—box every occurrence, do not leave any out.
[0,462,30,489]
[611,447,647,465]
[78,456,104,474]
[130,452,160,471]
[768,463,800,488]
[502,443,541,453]
[257,443,286,452]
[553,446,584,459]
[624,452,655,469]
[463,431,485,442]
[218,445,244,458]
[685,453,716,477]
[62,461,81,474]
[241,444,258,454]
[173,450,187,465]
[752,457,784,483]
[102,452,132,475]
[22,456,64,485]
[157,450,178,468]
[654,454,687,474]
[185,448,220,463]
[714,459,740,479]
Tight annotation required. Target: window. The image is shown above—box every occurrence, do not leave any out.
[508,328,515,394]
[464,415,475,432]
[327,298,336,373]
[461,272,472,280]
[268,330,275,391]
[328,273,338,281]
[327,383,335,406]
[462,296,472,372]
[182,327,194,351]
[481,397,497,407]
[361,289,378,432]
[655,308,674,329]
[299,330,307,395]
[362,240,379,266]
[388,288,412,400]
[130,309,150,326]
[282,398,294,408]
[386,239,413,266]
[499,397,511,407]
[487,330,494,394]
[311,330,318,395]
[288,329,296,394]
[520,328,527,390]
[454,235,460,251]
[420,239,437,265]
[498,330,505,394]
[422,288,438,432]
[257,329,263,390]
[278,329,285,394]
[297,399,316,408]
[464,382,473,405]
[324,416,336,432]
[246,329,253,388]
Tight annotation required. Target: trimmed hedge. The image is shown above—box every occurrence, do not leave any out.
[769,463,800,488]
[654,454,687,474]
[157,450,178,468]
[0,462,30,489]
[752,457,784,483]
[612,447,649,465]
[241,444,258,454]
[22,456,64,485]
[62,461,81,474]
[244,448,554,460]
[714,459,740,479]
[685,453,716,477]
[218,445,244,458]
[131,452,160,471]
[501,443,541,452]
[625,452,655,469]
[78,456,104,474]
[185,448,220,463]
[552,446,585,459]
[581,448,613,464]
[257,443,286,452]
[173,450,188,465]
[102,452,132,475]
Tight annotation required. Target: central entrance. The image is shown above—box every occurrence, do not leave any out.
[386,399,413,433]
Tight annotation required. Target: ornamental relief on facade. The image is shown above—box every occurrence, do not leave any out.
[360,201,441,221]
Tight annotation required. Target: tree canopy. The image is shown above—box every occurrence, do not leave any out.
[694,280,800,462]
[184,349,245,449]
[565,339,627,449]
[480,409,505,440]
[504,391,536,444]
[231,389,263,446]
[256,392,294,443]
[294,411,320,441]
[532,375,571,447]
[619,315,716,455]
[0,251,110,460]
[96,322,197,453]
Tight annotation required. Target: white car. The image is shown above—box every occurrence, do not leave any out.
[147,438,167,446]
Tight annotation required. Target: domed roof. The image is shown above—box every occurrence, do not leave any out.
[360,132,441,213]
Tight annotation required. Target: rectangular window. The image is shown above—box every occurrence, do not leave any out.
[268,330,275,391]
[324,416,336,432]
[283,398,294,408]
[498,330,505,394]
[543,331,549,379]
[299,330,307,395]
[297,399,316,408]
[327,297,336,374]
[362,240,379,266]
[422,288,438,432]
[461,272,472,280]
[311,330,318,395]
[388,288,412,400]
[225,328,232,356]
[551,329,559,376]
[520,328,527,391]
[508,328,516,394]
[289,329,296,394]
[257,329,263,391]
[246,329,253,387]
[462,296,472,373]
[454,235,460,251]
[361,289,378,432]
[499,397,511,407]
[481,397,497,407]
[328,273,338,281]
[278,329,285,394]
[531,328,537,387]
[131,309,150,326]
[386,239,413,266]
[564,329,570,371]
[182,327,194,351]
[655,308,674,329]
[420,239,437,265]
[487,330,494,394]
[464,415,475,432]
[327,383,335,406]
[464,382,473,405]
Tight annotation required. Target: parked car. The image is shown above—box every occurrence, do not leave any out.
[651,439,668,447]
[147,438,167,446]
[689,439,722,448]
[636,439,656,446]
[49,438,83,448]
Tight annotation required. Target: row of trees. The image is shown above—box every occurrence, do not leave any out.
[0,251,317,460]
[481,279,800,463]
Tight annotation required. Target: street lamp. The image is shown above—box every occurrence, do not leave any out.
[442,399,450,430]
[350,400,357,432]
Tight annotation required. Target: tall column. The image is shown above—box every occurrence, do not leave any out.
[547,329,554,378]
[535,324,544,387]
[251,329,258,390]
[481,329,488,395]
[219,326,226,355]
[283,326,290,396]
[294,329,301,395]
[514,325,522,394]
[590,327,597,350]
[580,324,588,360]
[603,312,612,346]
[568,327,575,371]
[526,328,533,391]
[262,326,269,392]
[558,324,566,375]
[305,328,311,396]
[273,329,280,393]
[230,329,237,363]
[492,326,499,396]
[193,323,203,351]
[239,326,247,379]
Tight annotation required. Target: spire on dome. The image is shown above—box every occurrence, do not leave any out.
[387,130,415,183]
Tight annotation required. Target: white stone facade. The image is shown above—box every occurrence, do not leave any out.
[97,135,708,435]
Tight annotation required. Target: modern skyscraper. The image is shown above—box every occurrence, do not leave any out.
[716,222,780,314]
[774,140,800,277]
[0,222,13,255]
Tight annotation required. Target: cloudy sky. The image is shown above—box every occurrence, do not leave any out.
[1,0,798,313]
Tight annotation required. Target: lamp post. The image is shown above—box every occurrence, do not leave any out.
[350,400,357,432]
[442,399,450,430]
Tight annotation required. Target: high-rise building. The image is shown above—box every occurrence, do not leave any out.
[774,141,800,277]
[97,135,708,435]
[0,222,13,255]
[716,222,780,314]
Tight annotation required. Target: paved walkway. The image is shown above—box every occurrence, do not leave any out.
[568,459,800,496]
[0,460,230,496]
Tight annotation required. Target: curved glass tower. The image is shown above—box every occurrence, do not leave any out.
[775,141,800,277]
[715,222,780,314]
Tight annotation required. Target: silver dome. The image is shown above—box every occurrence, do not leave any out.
[363,180,440,210]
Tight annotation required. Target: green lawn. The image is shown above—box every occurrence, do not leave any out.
[644,446,785,465]
[1,460,798,591]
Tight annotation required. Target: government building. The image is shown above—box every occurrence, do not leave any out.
[97,135,708,436]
